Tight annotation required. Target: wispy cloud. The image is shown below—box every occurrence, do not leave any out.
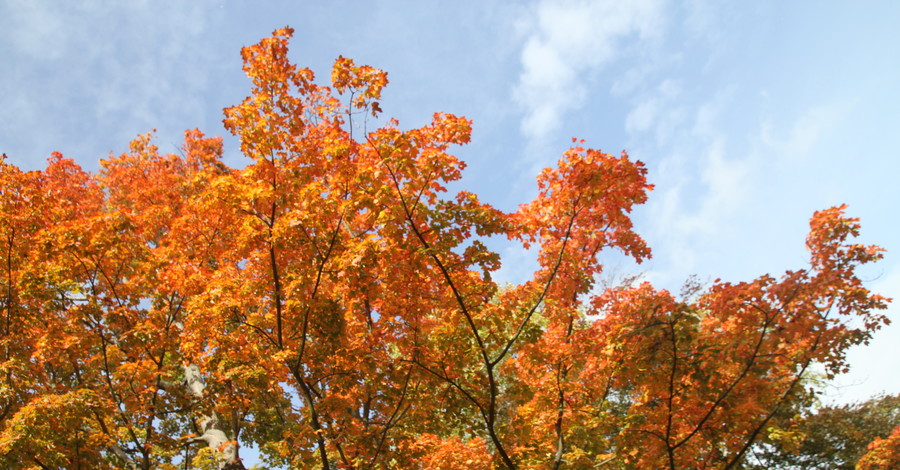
[1,2,220,167]
[513,0,665,142]
[624,80,760,285]
[632,84,850,287]
[760,103,846,160]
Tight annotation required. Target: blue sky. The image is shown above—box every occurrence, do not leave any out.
[2,0,898,414]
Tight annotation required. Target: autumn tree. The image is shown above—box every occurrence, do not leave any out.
[856,424,900,470]
[744,393,900,469]
[0,28,891,470]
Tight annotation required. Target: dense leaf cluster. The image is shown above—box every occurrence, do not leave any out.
[746,394,900,470]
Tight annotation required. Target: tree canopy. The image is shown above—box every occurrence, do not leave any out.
[0,28,892,470]
[745,393,900,469]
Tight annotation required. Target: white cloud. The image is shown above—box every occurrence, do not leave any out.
[631,87,761,286]
[626,78,686,145]
[5,2,70,61]
[662,137,753,238]
[691,88,732,138]
[625,96,659,134]
[760,103,845,160]
[683,0,721,43]
[0,2,219,166]
[513,0,665,141]
[635,93,852,289]
[695,137,753,223]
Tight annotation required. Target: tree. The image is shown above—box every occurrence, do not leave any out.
[745,394,900,469]
[856,424,900,470]
[0,28,891,470]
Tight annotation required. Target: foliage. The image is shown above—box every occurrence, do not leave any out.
[0,28,891,469]
[745,394,900,469]
[856,425,900,470]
